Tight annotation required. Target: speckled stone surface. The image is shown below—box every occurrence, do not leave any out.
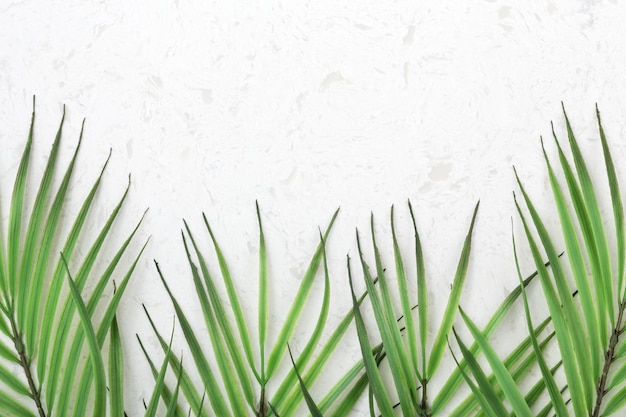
[1,1,626,415]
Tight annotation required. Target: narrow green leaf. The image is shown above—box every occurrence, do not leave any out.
[432,262,546,414]
[563,105,614,326]
[449,344,501,417]
[17,109,66,352]
[70,235,148,417]
[0,362,31,397]
[603,385,626,416]
[7,99,35,297]
[616,342,626,361]
[25,119,85,359]
[326,365,375,417]
[63,257,106,417]
[273,229,332,416]
[513,230,569,417]
[268,402,281,417]
[257,201,269,380]
[45,174,130,409]
[391,205,419,381]
[515,174,593,411]
[521,360,564,411]
[453,328,509,417]
[428,201,479,377]
[537,385,570,417]
[608,362,626,392]
[320,345,380,415]
[165,365,184,417]
[37,149,112,389]
[266,208,339,380]
[183,220,256,404]
[459,307,534,417]
[366,215,418,415]
[194,392,208,417]
[541,137,602,380]
[135,334,184,416]
[513,192,588,416]
[408,200,428,379]
[181,232,248,414]
[367,387,375,417]
[109,315,124,417]
[449,320,555,417]
[57,213,147,417]
[137,324,200,417]
[0,312,10,338]
[0,388,37,417]
[203,213,258,379]
[288,345,323,417]
[95,238,148,346]
[0,338,18,363]
[348,255,396,416]
[156,261,231,415]
[276,276,374,415]
[596,105,625,299]
[145,325,175,417]
[552,127,609,347]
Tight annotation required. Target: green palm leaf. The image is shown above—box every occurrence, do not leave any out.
[109,314,125,417]
[62,258,107,417]
[428,202,480,380]
[343,201,479,416]
[0,101,147,416]
[299,200,555,416]
[144,205,375,416]
[347,255,396,416]
[452,327,510,417]
[458,106,626,417]
[288,345,323,417]
[137,316,197,417]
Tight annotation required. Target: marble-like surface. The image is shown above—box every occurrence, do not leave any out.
[1,1,626,415]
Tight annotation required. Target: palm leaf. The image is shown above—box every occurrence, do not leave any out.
[513,186,588,416]
[280,277,380,416]
[137,317,198,417]
[458,308,534,417]
[0,102,147,416]
[109,314,125,417]
[513,228,568,416]
[347,255,396,416]
[144,325,176,417]
[452,328,510,417]
[342,201,479,415]
[358,218,417,415]
[62,257,107,417]
[145,205,374,416]
[300,199,553,416]
[460,106,626,417]
[287,345,323,417]
[428,202,479,379]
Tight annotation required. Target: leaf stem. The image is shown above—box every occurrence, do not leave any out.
[10,315,46,417]
[420,378,431,416]
[593,299,626,417]
[257,387,268,417]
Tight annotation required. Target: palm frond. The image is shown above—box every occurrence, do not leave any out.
[143,205,376,416]
[456,106,626,417]
[0,101,147,416]
[344,201,482,416]
[320,199,558,417]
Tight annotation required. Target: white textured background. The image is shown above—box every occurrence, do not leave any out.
[2,1,626,416]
